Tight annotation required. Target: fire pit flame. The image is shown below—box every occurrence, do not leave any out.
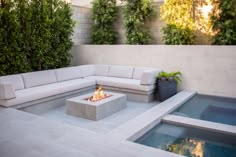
[88,86,111,102]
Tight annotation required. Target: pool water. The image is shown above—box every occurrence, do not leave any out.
[172,94,236,126]
[136,123,236,157]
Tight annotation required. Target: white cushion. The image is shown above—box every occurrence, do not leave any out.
[94,76,154,92]
[80,65,95,77]
[140,69,161,85]
[55,66,82,82]
[22,70,57,88]
[57,78,96,93]
[0,79,96,107]
[85,76,105,82]
[108,65,134,78]
[95,65,110,76]
[0,74,24,90]
[133,67,156,80]
[0,83,16,100]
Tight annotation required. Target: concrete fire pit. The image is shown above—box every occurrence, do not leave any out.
[66,92,127,120]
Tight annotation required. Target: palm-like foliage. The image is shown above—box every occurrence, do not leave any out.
[157,71,182,84]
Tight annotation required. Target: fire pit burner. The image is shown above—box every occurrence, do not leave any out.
[87,86,112,102]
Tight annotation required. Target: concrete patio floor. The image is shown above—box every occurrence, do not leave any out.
[35,101,158,134]
[0,107,184,157]
[0,91,199,157]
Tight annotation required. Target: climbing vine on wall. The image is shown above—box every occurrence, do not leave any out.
[160,0,195,44]
[195,0,215,37]
[91,0,117,44]
[211,0,236,45]
[123,0,156,44]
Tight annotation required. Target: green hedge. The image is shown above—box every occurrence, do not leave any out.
[162,24,195,45]
[123,0,156,44]
[211,0,236,45]
[91,0,117,44]
[160,0,195,45]
[0,0,75,76]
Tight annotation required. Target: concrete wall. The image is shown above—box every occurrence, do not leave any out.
[71,5,92,45]
[71,0,92,7]
[71,45,236,98]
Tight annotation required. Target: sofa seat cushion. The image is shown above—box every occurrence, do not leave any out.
[0,74,24,90]
[86,76,154,92]
[0,79,96,107]
[56,78,96,93]
[85,76,108,81]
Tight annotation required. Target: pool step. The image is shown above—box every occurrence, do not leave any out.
[162,114,236,136]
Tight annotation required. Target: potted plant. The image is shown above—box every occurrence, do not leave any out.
[157,71,182,102]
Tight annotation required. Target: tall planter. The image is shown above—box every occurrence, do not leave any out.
[158,80,177,102]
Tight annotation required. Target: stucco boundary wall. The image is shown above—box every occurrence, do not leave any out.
[71,5,92,45]
[71,45,236,98]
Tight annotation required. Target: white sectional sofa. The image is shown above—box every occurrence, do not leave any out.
[0,65,161,109]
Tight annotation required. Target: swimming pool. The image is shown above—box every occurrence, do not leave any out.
[171,94,236,126]
[136,123,236,157]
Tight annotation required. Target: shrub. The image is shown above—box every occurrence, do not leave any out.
[0,1,31,75]
[123,0,156,44]
[91,0,117,44]
[0,0,75,76]
[162,25,195,45]
[211,0,236,45]
[160,0,195,44]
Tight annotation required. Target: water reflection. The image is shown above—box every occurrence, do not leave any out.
[166,138,204,157]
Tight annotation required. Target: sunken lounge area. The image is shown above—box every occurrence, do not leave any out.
[0,64,168,156]
[1,60,236,157]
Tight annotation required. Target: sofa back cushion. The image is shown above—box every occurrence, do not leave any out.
[133,67,155,80]
[95,65,110,76]
[55,66,82,82]
[80,65,95,77]
[108,65,134,79]
[22,70,57,88]
[0,74,24,91]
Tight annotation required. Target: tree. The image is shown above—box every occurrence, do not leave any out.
[0,0,75,76]
[91,0,117,44]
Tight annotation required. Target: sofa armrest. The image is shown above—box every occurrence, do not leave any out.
[140,69,162,85]
[0,83,16,100]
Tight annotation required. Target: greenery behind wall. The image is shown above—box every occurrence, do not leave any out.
[122,0,156,44]
[91,0,117,44]
[211,0,236,45]
[0,0,75,76]
[160,0,195,45]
